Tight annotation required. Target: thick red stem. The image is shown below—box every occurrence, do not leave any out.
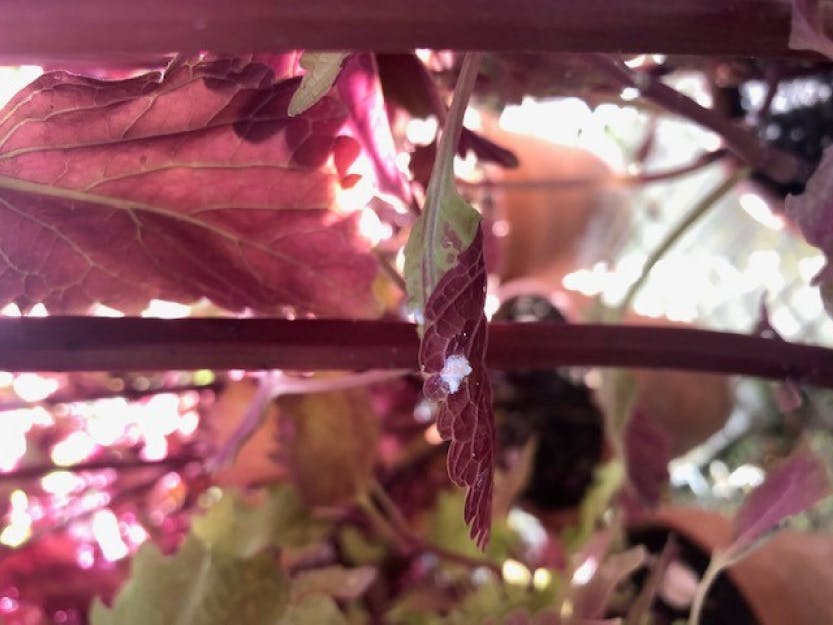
[0,317,831,387]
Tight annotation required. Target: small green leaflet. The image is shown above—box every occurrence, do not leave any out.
[289,51,350,117]
[403,174,481,322]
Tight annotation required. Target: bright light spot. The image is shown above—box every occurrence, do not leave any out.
[728,463,765,491]
[424,423,443,445]
[0,428,26,472]
[90,303,124,317]
[123,519,149,548]
[746,250,784,291]
[141,435,168,461]
[92,509,129,561]
[0,372,12,388]
[13,373,59,402]
[0,65,43,109]
[413,399,434,424]
[178,410,200,437]
[507,508,547,549]
[533,568,553,590]
[1,490,31,547]
[0,596,18,613]
[624,55,648,68]
[739,192,784,230]
[0,303,20,317]
[405,116,438,145]
[484,293,501,320]
[440,354,472,394]
[799,255,826,283]
[500,97,591,147]
[463,106,482,130]
[620,87,640,101]
[358,206,393,246]
[491,219,510,237]
[28,303,48,317]
[84,397,130,445]
[51,431,96,466]
[502,559,532,586]
[770,306,802,339]
[41,471,84,497]
[572,556,598,586]
[453,151,479,181]
[142,299,192,319]
[76,544,95,569]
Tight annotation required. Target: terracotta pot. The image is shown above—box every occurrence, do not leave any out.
[642,507,833,625]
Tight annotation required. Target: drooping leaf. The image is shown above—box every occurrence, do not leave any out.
[0,55,380,317]
[90,537,290,625]
[277,386,380,507]
[421,229,495,549]
[727,442,831,559]
[789,0,833,59]
[289,51,350,117]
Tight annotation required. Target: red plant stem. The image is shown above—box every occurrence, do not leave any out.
[0,454,198,483]
[1,317,833,386]
[0,0,827,61]
[585,54,814,184]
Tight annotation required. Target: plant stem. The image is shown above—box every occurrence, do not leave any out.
[4,317,833,386]
[587,54,813,184]
[422,51,482,294]
[688,554,726,625]
[617,166,751,315]
[0,0,825,60]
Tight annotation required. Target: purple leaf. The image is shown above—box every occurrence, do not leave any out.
[729,443,831,557]
[419,227,495,549]
[0,55,380,317]
[789,0,833,59]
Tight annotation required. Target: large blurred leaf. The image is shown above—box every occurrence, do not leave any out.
[278,387,379,507]
[90,536,290,625]
[0,55,379,316]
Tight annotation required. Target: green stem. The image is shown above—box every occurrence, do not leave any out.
[618,166,751,316]
[688,554,726,625]
[421,51,482,297]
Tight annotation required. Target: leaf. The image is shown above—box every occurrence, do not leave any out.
[290,565,377,602]
[191,486,328,556]
[90,537,290,625]
[564,460,626,549]
[727,442,831,559]
[280,593,348,625]
[421,228,496,549]
[789,0,833,59]
[289,51,350,117]
[570,546,647,620]
[0,55,380,317]
[277,387,380,507]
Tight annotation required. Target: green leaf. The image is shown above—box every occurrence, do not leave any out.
[192,486,328,556]
[564,460,626,549]
[428,490,517,566]
[289,51,350,116]
[403,174,481,319]
[291,566,377,602]
[90,537,290,625]
[279,593,348,625]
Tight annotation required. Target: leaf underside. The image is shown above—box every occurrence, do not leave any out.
[419,227,495,548]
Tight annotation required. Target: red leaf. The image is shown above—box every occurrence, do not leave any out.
[730,443,831,557]
[789,0,833,59]
[0,55,380,317]
[419,227,495,548]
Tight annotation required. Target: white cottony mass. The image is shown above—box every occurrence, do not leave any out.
[440,354,472,394]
